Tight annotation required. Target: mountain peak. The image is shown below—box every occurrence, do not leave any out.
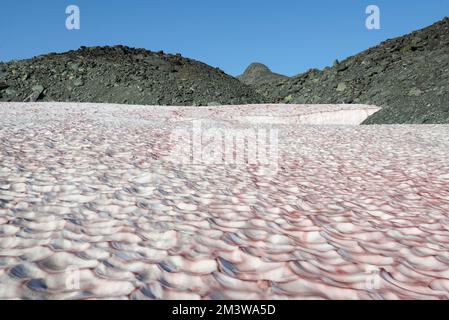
[238,62,288,86]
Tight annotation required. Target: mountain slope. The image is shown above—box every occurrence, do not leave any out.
[237,63,288,86]
[0,46,264,106]
[255,17,449,124]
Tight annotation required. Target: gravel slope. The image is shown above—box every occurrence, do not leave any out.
[0,46,264,106]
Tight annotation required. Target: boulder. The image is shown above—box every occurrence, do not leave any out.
[336,82,348,92]
[26,84,45,102]
[408,88,423,97]
[73,79,84,87]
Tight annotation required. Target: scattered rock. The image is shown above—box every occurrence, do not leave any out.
[32,84,45,93]
[73,79,84,87]
[336,82,347,92]
[69,63,80,72]
[284,95,294,103]
[237,63,288,86]
[408,88,423,96]
[4,89,17,96]
[336,63,348,72]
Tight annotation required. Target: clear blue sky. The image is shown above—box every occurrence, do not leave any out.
[1,0,448,76]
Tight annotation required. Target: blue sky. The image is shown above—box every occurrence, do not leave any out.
[0,0,448,76]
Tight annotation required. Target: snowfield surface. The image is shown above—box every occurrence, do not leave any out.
[1,102,449,300]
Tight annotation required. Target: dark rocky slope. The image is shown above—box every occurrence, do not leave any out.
[237,63,288,86]
[0,46,264,106]
[255,17,449,124]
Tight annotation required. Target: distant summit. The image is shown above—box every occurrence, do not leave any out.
[237,63,288,86]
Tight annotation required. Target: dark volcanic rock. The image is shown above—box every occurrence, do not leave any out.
[237,63,288,86]
[0,46,264,106]
[255,17,449,124]
[26,84,45,102]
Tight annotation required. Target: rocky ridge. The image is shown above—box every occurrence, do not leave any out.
[0,46,264,106]
[252,17,449,124]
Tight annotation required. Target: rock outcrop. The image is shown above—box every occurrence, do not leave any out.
[254,17,449,124]
[237,63,288,86]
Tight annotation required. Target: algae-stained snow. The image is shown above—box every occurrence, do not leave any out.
[0,102,449,300]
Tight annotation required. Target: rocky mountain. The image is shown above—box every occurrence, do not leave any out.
[255,17,449,124]
[0,45,264,106]
[1,18,449,124]
[237,63,288,86]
